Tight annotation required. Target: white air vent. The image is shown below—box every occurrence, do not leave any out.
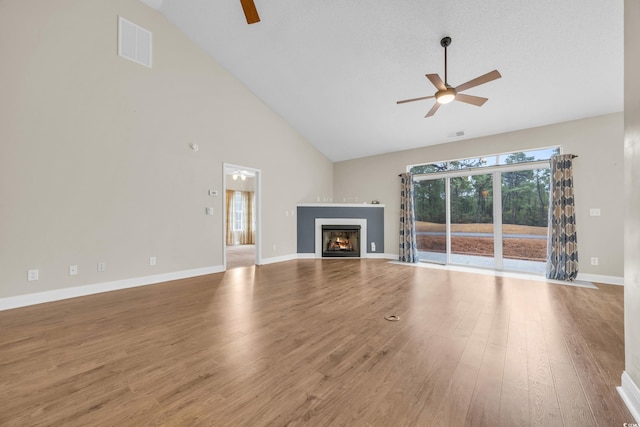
[118,16,152,68]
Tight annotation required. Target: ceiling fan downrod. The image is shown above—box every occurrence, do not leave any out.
[441,36,452,86]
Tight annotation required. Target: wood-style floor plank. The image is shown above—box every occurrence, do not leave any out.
[0,259,634,426]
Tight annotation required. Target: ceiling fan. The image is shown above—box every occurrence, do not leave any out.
[397,37,501,117]
[240,0,260,24]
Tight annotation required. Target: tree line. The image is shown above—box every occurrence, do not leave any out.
[412,153,550,227]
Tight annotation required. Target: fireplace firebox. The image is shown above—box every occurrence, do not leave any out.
[322,225,361,257]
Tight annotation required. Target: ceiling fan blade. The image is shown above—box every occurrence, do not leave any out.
[425,103,441,118]
[426,74,446,91]
[455,93,488,107]
[240,0,260,24]
[396,95,435,105]
[455,70,501,93]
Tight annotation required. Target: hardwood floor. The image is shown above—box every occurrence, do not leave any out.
[226,244,256,270]
[0,259,633,426]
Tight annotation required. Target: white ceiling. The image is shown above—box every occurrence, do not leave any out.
[141,0,623,162]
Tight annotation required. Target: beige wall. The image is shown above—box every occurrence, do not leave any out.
[624,0,640,397]
[0,0,332,299]
[334,113,624,279]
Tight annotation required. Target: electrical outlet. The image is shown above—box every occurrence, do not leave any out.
[97,262,106,272]
[590,257,599,266]
[69,265,78,276]
[589,208,601,217]
[371,242,376,252]
[150,256,156,266]
[27,269,39,281]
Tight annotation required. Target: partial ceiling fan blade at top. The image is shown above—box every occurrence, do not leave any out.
[396,95,435,104]
[426,74,446,91]
[455,93,488,107]
[425,102,441,118]
[455,70,501,93]
[240,0,260,24]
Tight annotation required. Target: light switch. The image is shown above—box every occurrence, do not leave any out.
[206,207,214,215]
[208,190,218,197]
[589,208,601,217]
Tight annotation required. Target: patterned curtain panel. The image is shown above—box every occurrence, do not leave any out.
[546,154,579,280]
[399,173,419,263]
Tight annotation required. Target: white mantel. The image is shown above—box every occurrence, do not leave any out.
[298,203,385,208]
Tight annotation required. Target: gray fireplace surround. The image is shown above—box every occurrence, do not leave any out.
[297,204,384,257]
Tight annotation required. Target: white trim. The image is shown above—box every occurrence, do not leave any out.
[315,218,367,258]
[0,265,225,312]
[367,253,397,259]
[260,254,299,265]
[576,273,624,286]
[618,371,640,424]
[493,171,504,270]
[298,203,384,208]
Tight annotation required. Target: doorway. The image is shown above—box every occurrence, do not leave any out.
[223,163,261,269]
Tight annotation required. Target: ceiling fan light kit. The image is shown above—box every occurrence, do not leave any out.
[397,36,501,117]
[436,88,457,104]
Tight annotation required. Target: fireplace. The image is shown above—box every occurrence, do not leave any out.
[322,225,361,257]
[314,218,368,259]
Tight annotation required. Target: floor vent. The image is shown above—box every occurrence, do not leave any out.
[118,16,152,68]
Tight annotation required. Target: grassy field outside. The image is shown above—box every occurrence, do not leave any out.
[415,221,548,235]
[415,221,548,261]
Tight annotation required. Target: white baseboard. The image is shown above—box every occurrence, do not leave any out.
[576,273,624,286]
[0,265,225,312]
[367,253,397,259]
[618,371,640,423]
[296,253,316,259]
[260,254,300,265]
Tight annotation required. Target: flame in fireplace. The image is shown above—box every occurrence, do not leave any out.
[329,237,352,251]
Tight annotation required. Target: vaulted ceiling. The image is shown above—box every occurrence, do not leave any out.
[141,0,623,162]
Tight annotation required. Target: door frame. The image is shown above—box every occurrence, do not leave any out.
[222,163,262,269]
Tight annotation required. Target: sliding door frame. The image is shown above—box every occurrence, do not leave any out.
[414,160,550,271]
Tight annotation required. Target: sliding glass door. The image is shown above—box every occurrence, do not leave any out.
[501,168,550,273]
[412,156,552,274]
[414,179,446,263]
[450,174,495,268]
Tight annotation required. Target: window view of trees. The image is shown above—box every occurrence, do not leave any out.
[502,153,550,228]
[412,148,558,273]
